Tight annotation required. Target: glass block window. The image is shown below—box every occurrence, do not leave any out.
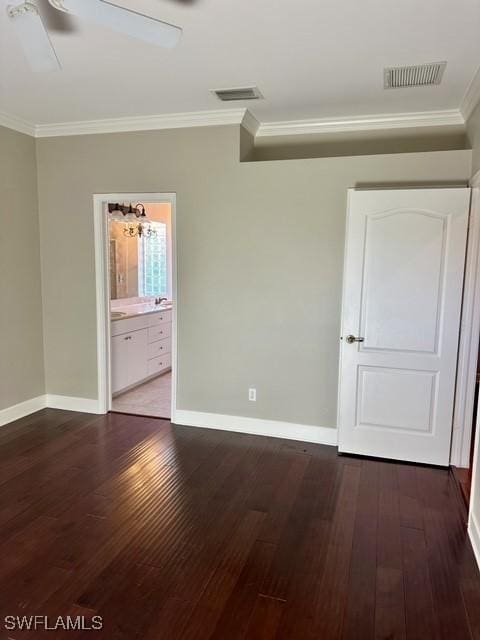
[138,222,168,297]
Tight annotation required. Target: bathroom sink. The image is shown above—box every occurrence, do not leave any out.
[111,303,172,319]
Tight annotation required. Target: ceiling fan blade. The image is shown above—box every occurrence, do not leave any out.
[48,0,182,48]
[7,2,61,72]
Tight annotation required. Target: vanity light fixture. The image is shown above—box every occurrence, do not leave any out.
[108,202,157,238]
[123,222,157,239]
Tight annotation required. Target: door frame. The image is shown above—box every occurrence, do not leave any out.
[93,192,178,417]
[452,176,479,466]
[452,172,480,467]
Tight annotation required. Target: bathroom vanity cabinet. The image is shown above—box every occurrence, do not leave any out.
[111,309,172,395]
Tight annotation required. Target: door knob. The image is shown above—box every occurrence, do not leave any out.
[345,335,365,344]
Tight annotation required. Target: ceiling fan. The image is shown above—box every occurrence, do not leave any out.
[6,0,183,72]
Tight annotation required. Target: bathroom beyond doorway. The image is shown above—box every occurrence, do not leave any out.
[105,197,175,420]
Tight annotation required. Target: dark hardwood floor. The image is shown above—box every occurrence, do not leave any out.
[1,409,480,639]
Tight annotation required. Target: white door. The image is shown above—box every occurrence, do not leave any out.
[338,188,470,465]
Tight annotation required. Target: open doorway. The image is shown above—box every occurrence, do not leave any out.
[93,193,177,421]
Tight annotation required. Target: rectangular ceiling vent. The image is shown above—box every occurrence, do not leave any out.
[384,62,447,89]
[213,87,263,101]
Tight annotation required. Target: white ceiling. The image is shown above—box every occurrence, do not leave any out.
[1,0,480,127]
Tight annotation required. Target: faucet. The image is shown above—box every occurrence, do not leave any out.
[155,297,168,305]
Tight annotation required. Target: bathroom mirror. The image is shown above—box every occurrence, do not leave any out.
[109,222,141,299]
[108,207,171,301]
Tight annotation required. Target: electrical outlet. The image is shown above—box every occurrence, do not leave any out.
[248,388,257,402]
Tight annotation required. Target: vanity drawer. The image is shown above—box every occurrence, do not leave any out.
[148,353,171,376]
[148,324,171,343]
[148,337,171,359]
[148,310,172,327]
[111,315,149,337]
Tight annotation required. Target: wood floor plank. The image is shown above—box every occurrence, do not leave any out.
[342,461,379,640]
[416,466,472,640]
[274,517,331,640]
[377,462,403,571]
[310,463,362,640]
[209,541,277,640]
[401,525,437,640]
[397,464,424,531]
[174,509,266,640]
[243,594,284,640]
[374,462,407,640]
[256,452,310,545]
[259,454,336,601]
[375,566,406,640]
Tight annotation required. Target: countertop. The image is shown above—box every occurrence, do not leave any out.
[111,303,172,321]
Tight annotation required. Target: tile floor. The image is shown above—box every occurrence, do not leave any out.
[112,371,171,418]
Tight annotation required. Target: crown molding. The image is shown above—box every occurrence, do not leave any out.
[241,109,260,137]
[35,108,247,138]
[461,66,480,122]
[0,111,36,137]
[0,106,468,140]
[255,109,465,138]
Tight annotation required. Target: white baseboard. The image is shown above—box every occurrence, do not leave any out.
[173,410,338,446]
[469,511,480,571]
[0,395,47,427]
[46,395,102,414]
[0,394,104,429]
[1,399,336,447]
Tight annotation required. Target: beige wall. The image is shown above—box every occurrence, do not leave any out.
[36,125,471,431]
[252,125,469,161]
[0,126,45,410]
[467,101,480,177]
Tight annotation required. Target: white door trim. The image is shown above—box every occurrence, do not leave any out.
[451,170,480,467]
[93,193,178,418]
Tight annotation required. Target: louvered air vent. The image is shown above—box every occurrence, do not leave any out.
[384,62,447,89]
[213,87,263,101]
